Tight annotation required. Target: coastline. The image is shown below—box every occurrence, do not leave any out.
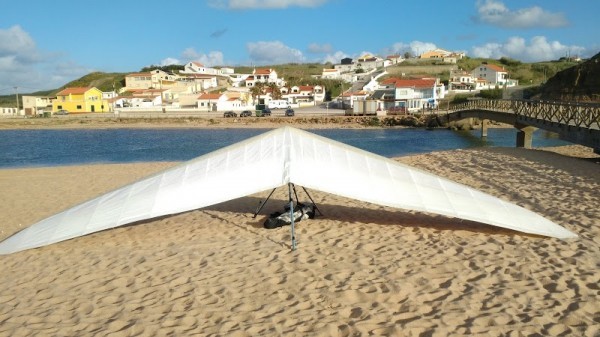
[0,146,598,335]
[0,114,515,130]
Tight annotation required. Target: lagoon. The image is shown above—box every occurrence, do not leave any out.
[0,128,570,168]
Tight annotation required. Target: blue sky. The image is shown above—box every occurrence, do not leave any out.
[0,0,598,92]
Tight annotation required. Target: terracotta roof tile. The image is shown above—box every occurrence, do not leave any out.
[393,79,436,89]
[255,68,272,75]
[484,64,507,72]
[198,93,222,100]
[56,87,92,95]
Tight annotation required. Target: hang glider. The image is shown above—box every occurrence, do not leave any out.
[0,127,577,254]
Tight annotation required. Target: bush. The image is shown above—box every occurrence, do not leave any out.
[451,94,471,104]
[479,88,503,99]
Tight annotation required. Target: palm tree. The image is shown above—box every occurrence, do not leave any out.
[249,82,265,106]
[267,83,282,100]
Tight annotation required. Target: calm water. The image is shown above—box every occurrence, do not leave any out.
[0,128,570,168]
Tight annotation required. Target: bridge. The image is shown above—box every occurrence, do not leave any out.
[443,99,600,153]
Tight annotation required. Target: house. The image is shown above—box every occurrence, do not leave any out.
[124,69,178,90]
[339,91,370,108]
[321,68,341,79]
[420,49,452,59]
[197,92,227,111]
[52,87,109,113]
[471,63,516,87]
[448,69,477,91]
[285,85,325,106]
[377,78,446,113]
[0,107,19,116]
[178,74,218,91]
[22,95,53,116]
[386,55,403,65]
[180,61,219,76]
[245,68,284,87]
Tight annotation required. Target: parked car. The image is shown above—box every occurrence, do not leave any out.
[223,111,237,118]
[239,110,252,117]
[285,108,295,117]
[260,108,272,117]
[54,109,69,115]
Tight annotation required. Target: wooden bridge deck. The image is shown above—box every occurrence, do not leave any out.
[439,99,600,152]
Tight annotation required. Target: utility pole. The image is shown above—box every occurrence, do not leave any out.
[14,86,19,115]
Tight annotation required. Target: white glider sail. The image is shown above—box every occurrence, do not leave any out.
[0,127,577,254]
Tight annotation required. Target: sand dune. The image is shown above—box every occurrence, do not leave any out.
[0,147,598,336]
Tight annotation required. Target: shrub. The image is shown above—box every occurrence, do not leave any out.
[478,88,503,99]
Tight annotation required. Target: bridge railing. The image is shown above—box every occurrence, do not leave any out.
[449,99,600,130]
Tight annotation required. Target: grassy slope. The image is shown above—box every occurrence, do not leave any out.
[0,59,583,107]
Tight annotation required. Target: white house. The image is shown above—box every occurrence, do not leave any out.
[245,68,285,87]
[197,92,227,111]
[471,63,517,87]
[379,78,446,112]
[283,85,325,106]
[321,68,341,79]
[22,95,52,116]
[0,107,20,116]
[181,61,219,76]
[340,91,370,108]
[448,70,478,91]
[130,95,163,108]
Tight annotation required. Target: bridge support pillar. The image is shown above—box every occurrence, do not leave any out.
[481,119,488,138]
[515,124,537,149]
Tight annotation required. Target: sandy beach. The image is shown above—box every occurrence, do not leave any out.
[0,132,599,336]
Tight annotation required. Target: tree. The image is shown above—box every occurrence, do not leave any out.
[249,83,265,105]
[267,83,282,99]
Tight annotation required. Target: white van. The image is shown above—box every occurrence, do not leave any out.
[268,100,290,109]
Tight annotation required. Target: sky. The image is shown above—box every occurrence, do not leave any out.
[0,0,598,93]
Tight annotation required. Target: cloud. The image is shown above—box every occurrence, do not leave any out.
[307,43,333,54]
[208,0,328,9]
[160,57,181,66]
[0,25,91,91]
[472,36,585,62]
[0,25,40,64]
[160,48,225,67]
[475,0,568,28]
[210,28,228,38]
[388,41,438,56]
[321,51,349,64]
[247,41,305,64]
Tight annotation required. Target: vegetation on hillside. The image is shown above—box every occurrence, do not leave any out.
[456,56,579,86]
[0,56,590,107]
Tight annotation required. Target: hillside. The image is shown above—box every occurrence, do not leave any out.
[535,52,600,102]
[0,57,594,108]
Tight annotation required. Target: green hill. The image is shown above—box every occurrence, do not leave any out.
[536,52,600,102]
[0,58,591,108]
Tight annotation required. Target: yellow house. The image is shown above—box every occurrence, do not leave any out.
[52,87,108,113]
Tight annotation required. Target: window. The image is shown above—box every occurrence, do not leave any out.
[77,105,82,110]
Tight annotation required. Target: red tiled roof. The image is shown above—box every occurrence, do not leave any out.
[255,68,272,75]
[484,64,507,72]
[299,86,313,91]
[191,61,204,67]
[198,93,222,100]
[56,87,91,96]
[381,77,401,85]
[393,79,436,89]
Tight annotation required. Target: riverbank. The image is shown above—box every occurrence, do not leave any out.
[0,114,503,130]
[0,147,598,336]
